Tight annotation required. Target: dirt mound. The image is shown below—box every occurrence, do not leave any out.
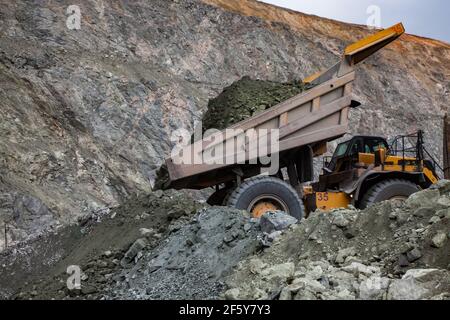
[10,206,261,300]
[104,207,261,299]
[1,190,203,299]
[223,182,450,300]
[3,182,449,300]
[201,76,309,132]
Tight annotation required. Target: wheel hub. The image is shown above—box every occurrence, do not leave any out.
[248,195,289,218]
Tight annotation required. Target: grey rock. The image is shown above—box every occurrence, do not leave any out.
[260,211,298,234]
[359,276,390,300]
[139,228,155,238]
[406,190,440,209]
[335,247,356,264]
[398,254,410,267]
[413,207,435,218]
[342,262,380,277]
[332,212,350,228]
[406,248,422,263]
[388,269,450,300]
[435,209,449,219]
[343,228,357,239]
[261,262,295,282]
[431,232,447,248]
[224,288,241,300]
[121,238,148,265]
[428,216,441,224]
[279,283,304,300]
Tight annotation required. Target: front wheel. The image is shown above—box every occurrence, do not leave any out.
[360,179,420,209]
[227,176,304,220]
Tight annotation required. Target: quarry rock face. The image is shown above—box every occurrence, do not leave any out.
[1,0,450,247]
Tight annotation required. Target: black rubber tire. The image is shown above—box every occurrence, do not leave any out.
[227,176,304,220]
[207,187,232,206]
[360,179,420,209]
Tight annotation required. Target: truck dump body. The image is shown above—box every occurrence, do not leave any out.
[164,24,405,190]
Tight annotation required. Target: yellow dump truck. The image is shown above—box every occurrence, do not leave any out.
[163,23,443,220]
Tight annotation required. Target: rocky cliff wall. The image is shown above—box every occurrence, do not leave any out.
[0,0,449,247]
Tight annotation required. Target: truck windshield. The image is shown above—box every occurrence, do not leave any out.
[334,141,350,157]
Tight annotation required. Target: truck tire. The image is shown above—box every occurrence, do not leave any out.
[227,176,304,220]
[360,179,420,209]
[207,187,232,206]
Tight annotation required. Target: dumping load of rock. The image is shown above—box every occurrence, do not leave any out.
[154,76,310,190]
[201,76,310,132]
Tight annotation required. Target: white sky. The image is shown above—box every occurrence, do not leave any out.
[260,0,449,43]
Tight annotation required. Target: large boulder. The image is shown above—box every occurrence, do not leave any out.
[260,211,298,234]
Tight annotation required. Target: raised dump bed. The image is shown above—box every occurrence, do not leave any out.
[164,23,405,190]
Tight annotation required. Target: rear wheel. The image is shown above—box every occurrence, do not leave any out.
[227,176,304,220]
[360,179,420,209]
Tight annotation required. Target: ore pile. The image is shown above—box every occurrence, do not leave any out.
[223,181,450,300]
[201,76,309,132]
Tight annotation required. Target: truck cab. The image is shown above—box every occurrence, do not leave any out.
[324,136,389,174]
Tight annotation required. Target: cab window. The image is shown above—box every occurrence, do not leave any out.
[334,142,350,157]
[363,139,388,153]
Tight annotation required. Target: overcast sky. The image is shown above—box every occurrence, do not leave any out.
[260,0,449,43]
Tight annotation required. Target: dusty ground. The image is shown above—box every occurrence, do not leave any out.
[0,190,203,299]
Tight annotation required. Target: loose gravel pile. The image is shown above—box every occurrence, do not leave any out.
[201,76,310,132]
[2,182,449,300]
[223,181,450,300]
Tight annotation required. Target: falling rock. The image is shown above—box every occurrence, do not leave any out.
[260,211,298,234]
[398,254,410,267]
